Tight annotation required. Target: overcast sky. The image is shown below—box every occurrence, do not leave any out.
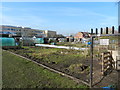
[1,2,118,35]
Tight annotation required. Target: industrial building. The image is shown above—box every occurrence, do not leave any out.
[44,30,56,38]
[0,25,56,38]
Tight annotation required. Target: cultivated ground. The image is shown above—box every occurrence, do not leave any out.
[8,46,90,82]
[56,42,87,48]
[3,45,118,88]
[2,50,87,88]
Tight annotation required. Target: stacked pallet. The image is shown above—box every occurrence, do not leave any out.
[101,52,115,76]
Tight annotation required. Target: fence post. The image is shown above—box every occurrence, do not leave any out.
[112,26,114,34]
[106,27,108,34]
[90,36,94,88]
[96,28,98,35]
[100,28,103,35]
[90,28,94,88]
[91,28,93,35]
[118,25,120,33]
[101,53,104,75]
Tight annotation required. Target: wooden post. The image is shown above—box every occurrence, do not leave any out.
[112,26,114,34]
[91,28,93,35]
[96,28,98,35]
[118,25,120,34]
[117,71,120,89]
[101,53,104,75]
[100,28,103,34]
[106,27,108,34]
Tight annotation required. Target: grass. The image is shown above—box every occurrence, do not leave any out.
[8,46,90,83]
[11,46,87,64]
[2,50,87,88]
[56,42,87,48]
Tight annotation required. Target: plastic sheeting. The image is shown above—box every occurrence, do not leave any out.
[35,44,87,50]
[34,38,44,44]
[0,37,15,46]
[22,38,44,46]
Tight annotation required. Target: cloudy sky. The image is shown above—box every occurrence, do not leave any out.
[1,2,118,35]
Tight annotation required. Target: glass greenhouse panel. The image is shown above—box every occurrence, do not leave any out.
[34,38,44,44]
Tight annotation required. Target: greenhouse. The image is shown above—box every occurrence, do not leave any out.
[34,38,44,44]
[0,37,16,46]
[22,38,44,46]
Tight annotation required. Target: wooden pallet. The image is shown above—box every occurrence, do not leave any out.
[101,52,115,76]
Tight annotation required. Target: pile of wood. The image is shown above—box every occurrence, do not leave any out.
[101,52,115,76]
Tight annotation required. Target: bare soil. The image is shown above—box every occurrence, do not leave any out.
[8,46,118,88]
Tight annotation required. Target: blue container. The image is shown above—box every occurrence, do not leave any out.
[88,42,91,45]
[102,87,115,90]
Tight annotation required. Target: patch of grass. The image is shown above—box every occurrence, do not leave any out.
[2,50,87,88]
[13,47,87,64]
[68,64,89,74]
[8,46,90,82]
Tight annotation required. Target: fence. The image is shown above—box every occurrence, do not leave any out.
[89,26,120,88]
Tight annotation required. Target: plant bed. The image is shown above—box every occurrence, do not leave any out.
[2,50,87,88]
[7,46,118,88]
[8,46,90,82]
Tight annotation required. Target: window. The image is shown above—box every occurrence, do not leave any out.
[2,31,10,34]
[2,28,10,30]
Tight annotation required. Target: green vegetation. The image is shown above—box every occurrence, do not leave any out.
[2,50,87,88]
[8,46,90,82]
[56,42,87,48]
[10,46,88,64]
[100,36,120,40]
[68,64,89,74]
